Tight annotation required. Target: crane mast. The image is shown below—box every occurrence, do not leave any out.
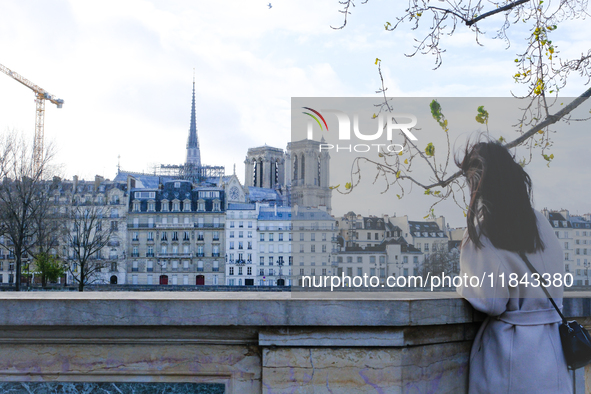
[0,63,64,171]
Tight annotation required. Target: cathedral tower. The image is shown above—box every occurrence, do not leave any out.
[186,77,201,167]
[287,139,331,212]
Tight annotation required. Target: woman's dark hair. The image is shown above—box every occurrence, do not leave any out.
[456,140,544,253]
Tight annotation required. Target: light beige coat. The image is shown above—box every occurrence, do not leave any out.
[458,210,572,394]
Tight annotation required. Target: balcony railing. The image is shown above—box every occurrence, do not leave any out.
[212,253,220,257]
[157,253,193,258]
[156,223,194,229]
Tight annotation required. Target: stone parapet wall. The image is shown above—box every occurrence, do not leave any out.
[0,292,588,393]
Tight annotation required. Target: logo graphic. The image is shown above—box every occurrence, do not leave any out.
[302,107,329,132]
[302,107,418,153]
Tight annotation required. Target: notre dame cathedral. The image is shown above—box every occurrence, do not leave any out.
[243,140,331,212]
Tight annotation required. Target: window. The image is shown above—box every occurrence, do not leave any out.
[322,245,326,253]
[357,267,363,276]
[132,261,138,271]
[132,232,139,241]
[259,269,265,275]
[172,232,179,241]
[260,233,264,241]
[367,232,371,240]
[247,267,252,275]
[238,241,243,250]
[147,261,153,272]
[229,267,234,275]
[147,232,154,241]
[269,233,274,241]
[147,247,154,257]
[161,232,168,241]
[299,233,304,241]
[260,257,264,265]
[184,231,191,241]
[213,261,219,272]
[197,246,204,257]
[198,261,204,272]
[269,257,274,265]
[311,233,315,241]
[132,247,139,258]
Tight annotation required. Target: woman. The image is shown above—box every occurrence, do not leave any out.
[456,141,571,393]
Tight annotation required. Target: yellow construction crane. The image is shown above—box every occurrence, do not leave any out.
[0,63,64,170]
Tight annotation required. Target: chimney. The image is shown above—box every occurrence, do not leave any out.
[95,175,104,191]
[73,175,78,192]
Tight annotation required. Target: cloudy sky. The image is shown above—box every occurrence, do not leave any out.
[1,0,589,225]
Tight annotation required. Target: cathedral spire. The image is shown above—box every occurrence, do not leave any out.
[186,70,201,167]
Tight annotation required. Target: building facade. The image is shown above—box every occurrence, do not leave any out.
[126,180,225,286]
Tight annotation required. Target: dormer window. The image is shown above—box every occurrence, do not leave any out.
[133,201,140,212]
[148,202,155,212]
[174,182,181,188]
[213,201,221,211]
[198,201,205,211]
[161,201,169,212]
[173,202,180,212]
[183,200,192,212]
[554,221,559,227]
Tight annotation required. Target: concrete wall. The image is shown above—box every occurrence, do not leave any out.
[0,292,588,393]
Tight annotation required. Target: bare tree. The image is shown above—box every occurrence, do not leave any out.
[0,132,56,291]
[332,1,591,213]
[63,206,113,291]
[420,245,460,282]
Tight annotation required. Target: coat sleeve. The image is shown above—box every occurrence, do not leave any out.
[456,235,510,317]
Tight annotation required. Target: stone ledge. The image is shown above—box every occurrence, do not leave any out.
[0,291,588,328]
